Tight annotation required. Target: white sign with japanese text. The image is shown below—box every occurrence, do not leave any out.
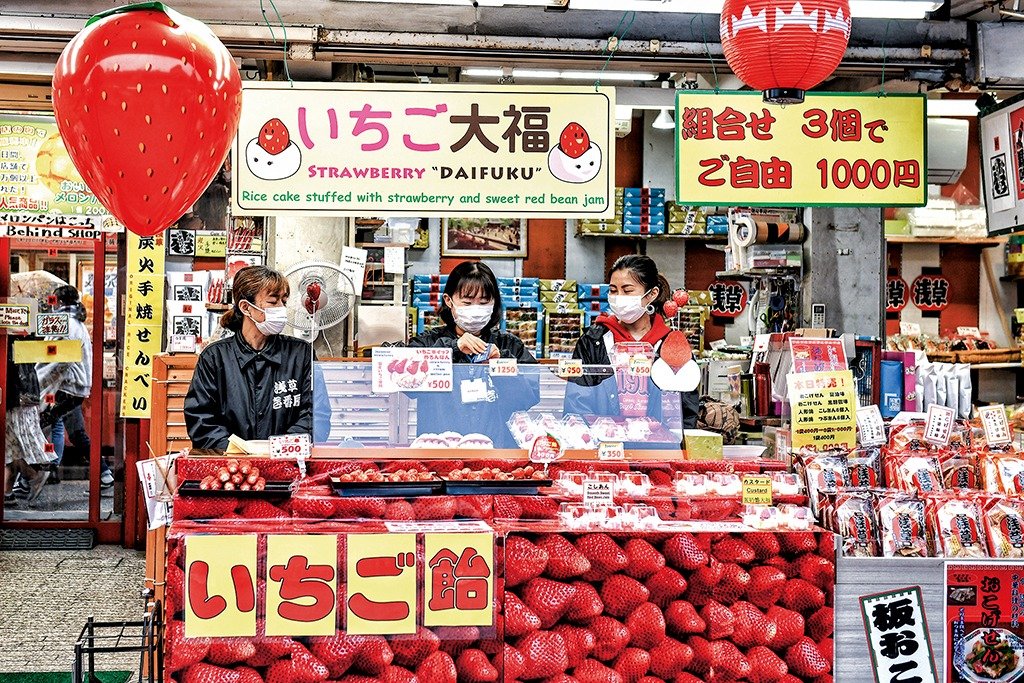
[979,405,1013,446]
[371,347,453,393]
[232,83,615,218]
[857,405,887,447]
[924,404,956,446]
[0,302,32,330]
[860,586,937,683]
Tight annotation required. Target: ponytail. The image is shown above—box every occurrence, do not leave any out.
[653,274,672,316]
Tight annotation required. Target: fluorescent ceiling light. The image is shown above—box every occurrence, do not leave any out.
[652,109,675,129]
[926,99,984,117]
[462,67,658,81]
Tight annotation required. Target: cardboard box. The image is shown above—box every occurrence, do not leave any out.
[540,279,578,293]
[539,290,578,304]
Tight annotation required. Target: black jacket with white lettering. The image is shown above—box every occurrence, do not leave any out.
[184,333,313,450]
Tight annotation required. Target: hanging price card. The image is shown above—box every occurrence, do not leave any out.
[557,358,583,379]
[924,404,956,446]
[488,357,518,377]
[979,405,1012,445]
[270,433,311,460]
[529,434,563,464]
[856,405,887,447]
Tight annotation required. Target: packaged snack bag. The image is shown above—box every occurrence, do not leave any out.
[984,497,1024,559]
[877,494,930,558]
[929,496,988,558]
[942,454,979,490]
[848,448,883,489]
[890,453,945,494]
[836,491,880,557]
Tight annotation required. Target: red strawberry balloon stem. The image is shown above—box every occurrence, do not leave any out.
[86,2,173,25]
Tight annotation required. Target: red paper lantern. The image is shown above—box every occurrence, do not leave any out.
[720,0,852,105]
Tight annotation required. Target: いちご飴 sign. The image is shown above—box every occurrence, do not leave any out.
[233,83,615,218]
[676,92,927,207]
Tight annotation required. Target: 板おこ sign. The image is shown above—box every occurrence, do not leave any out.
[676,92,927,207]
[233,83,615,218]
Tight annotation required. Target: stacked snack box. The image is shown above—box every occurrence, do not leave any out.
[577,187,624,234]
[666,202,708,235]
[540,280,583,358]
[410,274,447,334]
[498,277,542,357]
[577,282,610,327]
[622,187,666,236]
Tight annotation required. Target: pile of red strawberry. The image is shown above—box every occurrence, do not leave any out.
[495,530,835,683]
[163,529,834,683]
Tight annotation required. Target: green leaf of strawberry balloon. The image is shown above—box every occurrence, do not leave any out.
[52,2,242,237]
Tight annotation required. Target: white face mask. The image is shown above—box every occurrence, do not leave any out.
[608,289,652,324]
[452,302,494,334]
[245,302,288,336]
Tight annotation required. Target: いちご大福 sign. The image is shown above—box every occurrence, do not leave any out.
[232,83,615,218]
[676,92,927,207]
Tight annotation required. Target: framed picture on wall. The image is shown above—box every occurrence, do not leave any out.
[442,218,527,258]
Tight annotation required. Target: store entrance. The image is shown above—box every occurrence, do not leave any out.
[0,234,125,544]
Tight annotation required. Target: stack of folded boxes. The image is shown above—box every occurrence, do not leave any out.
[498,277,542,357]
[577,188,624,235]
[410,274,446,334]
[622,187,666,236]
[705,213,730,236]
[666,202,708,235]
[577,283,610,327]
[540,279,583,358]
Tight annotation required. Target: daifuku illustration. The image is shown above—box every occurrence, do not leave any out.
[245,118,302,181]
[548,122,602,184]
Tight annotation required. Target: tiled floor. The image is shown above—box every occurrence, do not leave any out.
[0,544,146,675]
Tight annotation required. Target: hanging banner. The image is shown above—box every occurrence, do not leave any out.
[232,83,615,218]
[787,369,858,451]
[0,115,108,216]
[676,92,927,207]
[120,233,166,418]
[945,562,1024,683]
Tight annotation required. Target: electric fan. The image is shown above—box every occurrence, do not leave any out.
[282,261,357,353]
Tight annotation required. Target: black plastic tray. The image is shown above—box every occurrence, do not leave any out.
[330,477,444,498]
[178,480,293,499]
[443,478,552,496]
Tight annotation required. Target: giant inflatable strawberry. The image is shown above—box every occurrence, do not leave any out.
[52,2,242,236]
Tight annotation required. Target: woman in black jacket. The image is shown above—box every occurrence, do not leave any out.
[564,254,699,428]
[406,261,540,448]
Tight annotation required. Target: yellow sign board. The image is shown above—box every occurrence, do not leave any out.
[233,83,615,218]
[346,533,417,635]
[120,233,165,418]
[185,535,258,638]
[676,92,927,207]
[13,339,81,364]
[742,475,773,505]
[423,532,495,628]
[196,232,228,258]
[787,370,858,451]
[265,535,338,637]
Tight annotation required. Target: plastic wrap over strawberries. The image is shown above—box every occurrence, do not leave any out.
[165,523,836,683]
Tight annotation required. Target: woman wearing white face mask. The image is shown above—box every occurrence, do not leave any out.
[185,266,314,450]
[564,255,700,428]
[406,261,540,448]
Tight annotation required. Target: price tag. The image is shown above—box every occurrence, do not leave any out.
[582,480,615,507]
[741,475,773,505]
[557,358,583,379]
[980,405,1013,446]
[529,434,563,464]
[923,404,956,446]
[711,339,729,351]
[900,321,922,336]
[628,356,652,377]
[598,441,625,461]
[957,326,981,337]
[270,433,311,460]
[488,357,518,377]
[168,334,197,353]
[856,405,887,447]
[460,378,490,404]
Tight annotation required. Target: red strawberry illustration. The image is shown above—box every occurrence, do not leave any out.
[52,5,242,236]
[713,640,753,680]
[517,631,569,679]
[658,331,693,371]
[498,643,526,680]
[796,553,836,590]
[623,539,666,579]
[309,634,362,678]
[575,658,624,683]
[712,537,756,565]
[744,532,783,561]
[565,581,605,622]
[558,122,591,159]
[234,666,263,683]
[165,621,210,672]
[456,648,499,683]
[353,636,394,675]
[664,600,706,637]
[590,616,631,661]
[713,563,751,604]
[258,118,290,155]
[648,638,694,679]
[206,639,256,665]
[766,606,806,650]
[504,592,543,637]
[381,666,417,683]
[554,625,596,667]
[613,647,651,683]
[416,651,457,683]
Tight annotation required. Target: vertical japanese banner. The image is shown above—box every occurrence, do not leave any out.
[185,535,258,638]
[346,533,417,635]
[946,561,1024,683]
[676,92,927,207]
[1009,106,1024,202]
[120,233,165,418]
[265,535,338,637]
[861,586,938,683]
[423,532,495,628]
[232,83,615,218]
[787,369,858,451]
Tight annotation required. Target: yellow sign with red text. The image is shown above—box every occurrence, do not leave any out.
[265,534,338,637]
[346,533,418,635]
[787,370,858,452]
[423,532,495,627]
[676,92,926,207]
[184,535,258,638]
